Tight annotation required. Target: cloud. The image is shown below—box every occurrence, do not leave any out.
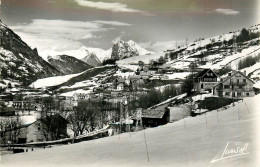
[139,40,185,53]
[75,0,139,13]
[10,19,131,60]
[215,8,240,15]
[112,36,122,44]
[93,20,131,26]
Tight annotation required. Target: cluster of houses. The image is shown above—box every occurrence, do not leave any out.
[193,69,255,98]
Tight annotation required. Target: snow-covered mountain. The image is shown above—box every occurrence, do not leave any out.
[46,46,111,67]
[111,40,153,60]
[48,55,93,75]
[48,40,153,66]
[81,47,112,63]
[81,53,102,67]
[0,20,62,85]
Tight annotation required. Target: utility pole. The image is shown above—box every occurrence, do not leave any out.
[119,101,123,134]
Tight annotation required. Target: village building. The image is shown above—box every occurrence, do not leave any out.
[114,77,127,91]
[2,114,68,144]
[132,108,170,127]
[139,71,152,79]
[213,71,255,98]
[12,101,36,113]
[194,69,219,92]
[0,106,16,116]
[73,93,88,101]
[158,64,172,73]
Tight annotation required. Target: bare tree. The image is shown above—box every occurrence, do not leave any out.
[0,116,23,144]
[37,96,67,141]
[68,100,98,137]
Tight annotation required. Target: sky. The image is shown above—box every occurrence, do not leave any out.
[0,0,259,59]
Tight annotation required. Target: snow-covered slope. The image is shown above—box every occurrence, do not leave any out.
[29,72,84,89]
[81,52,102,67]
[2,95,260,167]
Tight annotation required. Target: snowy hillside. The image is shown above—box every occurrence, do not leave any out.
[0,21,62,84]
[29,72,84,89]
[2,95,260,167]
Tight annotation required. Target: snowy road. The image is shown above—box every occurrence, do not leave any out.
[1,95,260,167]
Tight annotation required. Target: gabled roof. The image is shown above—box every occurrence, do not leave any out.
[142,109,166,119]
[117,77,125,83]
[195,69,218,79]
[139,71,151,76]
[159,64,171,69]
[213,71,255,88]
[130,75,142,80]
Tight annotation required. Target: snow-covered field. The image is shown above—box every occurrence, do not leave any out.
[166,72,191,80]
[59,89,92,97]
[29,72,83,88]
[1,95,260,167]
[117,52,165,65]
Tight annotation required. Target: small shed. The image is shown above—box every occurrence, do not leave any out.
[133,108,170,127]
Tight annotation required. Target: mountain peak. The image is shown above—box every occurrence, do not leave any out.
[111,40,153,60]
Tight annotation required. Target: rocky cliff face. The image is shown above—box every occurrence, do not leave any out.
[0,21,62,85]
[111,40,152,60]
[81,52,102,67]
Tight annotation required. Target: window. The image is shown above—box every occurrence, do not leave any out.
[224,85,230,89]
[237,92,242,96]
[237,79,239,84]
[239,85,243,89]
[225,92,230,96]
[246,93,250,96]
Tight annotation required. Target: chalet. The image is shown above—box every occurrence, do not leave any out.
[213,71,255,98]
[194,69,219,92]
